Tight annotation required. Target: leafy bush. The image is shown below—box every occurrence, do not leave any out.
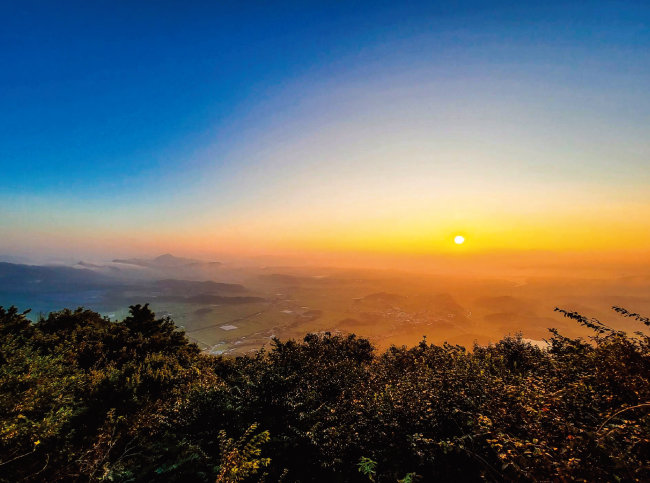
[1,304,648,481]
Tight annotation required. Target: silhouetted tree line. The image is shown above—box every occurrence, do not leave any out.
[0,303,648,482]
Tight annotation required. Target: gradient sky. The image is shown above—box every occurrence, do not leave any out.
[1,1,649,262]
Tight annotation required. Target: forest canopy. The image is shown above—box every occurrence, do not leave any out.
[0,303,648,482]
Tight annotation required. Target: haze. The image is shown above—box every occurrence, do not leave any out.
[1,1,648,352]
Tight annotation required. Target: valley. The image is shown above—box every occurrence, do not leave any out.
[2,254,649,355]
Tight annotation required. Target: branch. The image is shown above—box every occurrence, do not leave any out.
[597,403,650,433]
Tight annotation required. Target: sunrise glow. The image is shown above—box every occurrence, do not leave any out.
[0,1,647,268]
[1,4,649,478]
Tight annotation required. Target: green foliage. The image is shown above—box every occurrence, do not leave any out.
[216,423,270,483]
[0,304,205,481]
[358,456,377,481]
[1,303,649,482]
[397,472,417,483]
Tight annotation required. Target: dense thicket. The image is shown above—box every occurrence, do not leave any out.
[0,304,648,482]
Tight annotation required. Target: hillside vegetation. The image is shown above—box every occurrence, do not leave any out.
[0,303,648,482]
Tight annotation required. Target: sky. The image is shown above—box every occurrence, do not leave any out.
[1,1,649,264]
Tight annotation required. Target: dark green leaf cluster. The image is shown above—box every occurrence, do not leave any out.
[1,304,648,482]
[0,304,208,481]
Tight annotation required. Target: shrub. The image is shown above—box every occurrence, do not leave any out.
[1,304,648,481]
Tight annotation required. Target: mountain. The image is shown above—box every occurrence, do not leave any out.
[0,259,255,318]
[0,254,32,264]
[360,292,405,305]
[0,262,116,293]
[113,253,216,268]
[153,279,246,294]
[159,294,265,305]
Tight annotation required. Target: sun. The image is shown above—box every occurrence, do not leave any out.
[454,235,465,245]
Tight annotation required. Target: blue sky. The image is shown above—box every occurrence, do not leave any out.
[1,1,649,259]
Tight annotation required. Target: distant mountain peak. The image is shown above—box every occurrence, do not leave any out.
[152,254,200,267]
[112,254,220,269]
